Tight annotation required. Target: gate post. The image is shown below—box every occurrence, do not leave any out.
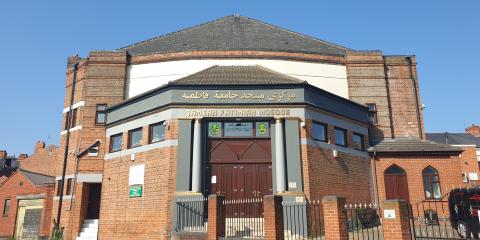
[322,196,348,240]
[264,195,284,240]
[207,194,225,240]
[382,200,412,240]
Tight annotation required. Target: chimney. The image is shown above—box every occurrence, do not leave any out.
[0,150,6,159]
[18,154,28,160]
[35,141,45,153]
[466,124,480,137]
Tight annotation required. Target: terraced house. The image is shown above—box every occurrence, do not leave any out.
[49,15,477,240]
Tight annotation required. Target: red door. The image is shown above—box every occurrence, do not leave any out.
[384,165,410,202]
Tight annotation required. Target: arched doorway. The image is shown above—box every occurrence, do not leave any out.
[384,165,410,202]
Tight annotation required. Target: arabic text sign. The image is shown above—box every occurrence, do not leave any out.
[181,90,296,102]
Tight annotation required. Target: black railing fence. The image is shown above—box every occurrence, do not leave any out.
[283,199,325,240]
[344,203,383,240]
[222,197,264,238]
[175,196,208,232]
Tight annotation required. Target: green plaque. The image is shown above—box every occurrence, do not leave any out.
[208,122,222,137]
[129,185,143,198]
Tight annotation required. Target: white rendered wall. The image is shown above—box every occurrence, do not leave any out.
[126,59,348,98]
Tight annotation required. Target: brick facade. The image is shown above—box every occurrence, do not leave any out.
[466,124,480,137]
[19,141,57,176]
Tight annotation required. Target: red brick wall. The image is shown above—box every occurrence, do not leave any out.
[19,141,57,176]
[0,171,54,238]
[375,154,464,205]
[466,124,480,137]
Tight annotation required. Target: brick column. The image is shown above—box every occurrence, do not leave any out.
[264,195,284,240]
[382,200,411,240]
[322,196,348,240]
[207,194,225,240]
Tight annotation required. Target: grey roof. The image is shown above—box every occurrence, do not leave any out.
[426,133,480,148]
[169,65,305,85]
[20,169,55,186]
[120,15,349,56]
[370,138,462,154]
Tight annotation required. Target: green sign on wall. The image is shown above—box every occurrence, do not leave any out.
[129,185,143,198]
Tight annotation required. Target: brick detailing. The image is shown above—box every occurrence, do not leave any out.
[263,195,284,240]
[466,124,480,137]
[19,141,58,176]
[382,200,411,240]
[207,194,225,240]
[322,196,348,240]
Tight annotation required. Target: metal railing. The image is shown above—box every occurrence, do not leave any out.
[222,197,264,238]
[344,203,383,240]
[283,199,324,240]
[175,196,208,232]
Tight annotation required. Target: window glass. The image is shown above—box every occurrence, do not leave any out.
[3,199,10,216]
[256,122,270,137]
[66,178,72,195]
[150,123,165,143]
[385,165,405,174]
[110,134,122,152]
[224,122,253,137]
[129,128,142,148]
[334,128,347,146]
[96,104,107,124]
[70,108,78,127]
[352,133,364,151]
[56,180,63,196]
[312,122,327,142]
[367,103,377,124]
[423,166,441,199]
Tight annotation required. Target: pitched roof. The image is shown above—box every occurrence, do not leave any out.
[120,15,349,56]
[369,138,462,154]
[19,169,55,186]
[169,65,305,86]
[426,133,480,148]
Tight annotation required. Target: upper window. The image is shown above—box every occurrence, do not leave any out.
[334,127,347,146]
[128,128,143,148]
[423,166,441,199]
[3,198,10,216]
[110,133,123,152]
[70,108,78,128]
[149,122,165,143]
[366,103,378,124]
[352,133,364,151]
[312,122,327,142]
[66,178,73,195]
[56,180,63,196]
[95,104,107,124]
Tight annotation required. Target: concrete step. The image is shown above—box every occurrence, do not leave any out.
[82,223,99,229]
[76,237,97,240]
[84,219,99,224]
[79,231,98,238]
[81,227,99,233]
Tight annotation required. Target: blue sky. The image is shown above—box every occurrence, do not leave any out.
[0,1,478,155]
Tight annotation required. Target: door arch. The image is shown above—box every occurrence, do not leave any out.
[384,164,410,202]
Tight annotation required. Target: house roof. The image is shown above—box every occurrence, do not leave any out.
[169,65,305,86]
[19,169,55,186]
[426,133,480,148]
[369,138,462,154]
[120,15,349,56]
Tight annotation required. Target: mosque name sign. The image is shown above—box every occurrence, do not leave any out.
[181,90,296,102]
[185,108,292,118]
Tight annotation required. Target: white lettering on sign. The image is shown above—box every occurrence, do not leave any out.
[469,173,479,181]
[295,196,304,203]
[211,176,217,184]
[384,209,396,219]
[288,182,297,189]
[129,164,145,186]
[185,108,292,118]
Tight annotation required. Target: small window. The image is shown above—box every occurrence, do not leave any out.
[3,198,10,216]
[66,178,72,195]
[95,104,107,124]
[352,133,364,151]
[312,122,327,142]
[56,180,63,196]
[367,103,378,124]
[110,133,123,152]
[128,128,143,148]
[334,127,347,146]
[149,122,165,143]
[423,166,441,199]
[70,108,78,128]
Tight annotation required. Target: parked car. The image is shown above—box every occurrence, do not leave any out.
[449,188,480,238]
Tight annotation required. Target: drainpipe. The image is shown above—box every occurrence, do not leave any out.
[383,57,395,139]
[56,62,78,226]
[406,57,423,139]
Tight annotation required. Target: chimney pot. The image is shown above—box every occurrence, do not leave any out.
[18,154,28,160]
[466,124,480,137]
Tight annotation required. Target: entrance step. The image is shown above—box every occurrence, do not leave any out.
[76,219,98,240]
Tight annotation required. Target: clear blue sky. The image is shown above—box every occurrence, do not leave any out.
[0,1,478,155]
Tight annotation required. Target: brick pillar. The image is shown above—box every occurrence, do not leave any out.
[264,195,284,240]
[207,194,225,240]
[382,200,412,240]
[322,196,348,240]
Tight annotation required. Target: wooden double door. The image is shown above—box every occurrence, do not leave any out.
[209,138,273,200]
